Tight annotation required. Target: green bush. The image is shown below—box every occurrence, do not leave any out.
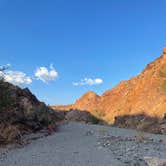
[27,105,56,127]
[0,78,13,111]
[90,116,100,124]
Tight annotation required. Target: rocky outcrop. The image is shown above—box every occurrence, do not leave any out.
[64,110,102,124]
[53,47,166,125]
[53,91,100,112]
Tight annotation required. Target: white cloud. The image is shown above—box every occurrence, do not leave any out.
[35,64,58,83]
[73,78,103,86]
[0,70,32,86]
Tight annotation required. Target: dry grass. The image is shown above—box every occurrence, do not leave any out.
[114,114,162,134]
[0,124,22,145]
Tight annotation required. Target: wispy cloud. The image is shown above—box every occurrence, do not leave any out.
[34,64,58,83]
[0,70,32,86]
[73,78,103,86]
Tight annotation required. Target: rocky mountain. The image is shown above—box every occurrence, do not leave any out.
[53,47,166,124]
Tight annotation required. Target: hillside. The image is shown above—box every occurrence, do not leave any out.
[53,47,166,124]
[0,79,64,145]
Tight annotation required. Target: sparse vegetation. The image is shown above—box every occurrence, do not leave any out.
[159,70,166,77]
[32,105,58,126]
[114,114,162,134]
[161,80,166,92]
[0,74,62,145]
[0,124,21,145]
[94,110,106,118]
[90,116,100,124]
[0,67,13,111]
[137,120,160,134]
[0,78,14,112]
[158,70,166,93]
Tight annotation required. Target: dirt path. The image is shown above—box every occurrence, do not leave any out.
[1,122,166,166]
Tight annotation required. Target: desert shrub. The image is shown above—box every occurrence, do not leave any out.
[0,65,15,111]
[36,109,52,126]
[0,123,21,145]
[137,120,160,134]
[26,105,58,128]
[114,114,161,134]
[0,67,61,144]
[0,79,13,111]
[90,116,100,124]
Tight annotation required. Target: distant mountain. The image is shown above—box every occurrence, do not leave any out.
[53,47,166,124]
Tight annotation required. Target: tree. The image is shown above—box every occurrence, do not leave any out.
[0,65,13,111]
[0,65,9,79]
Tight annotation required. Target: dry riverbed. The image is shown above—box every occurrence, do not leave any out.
[1,122,166,166]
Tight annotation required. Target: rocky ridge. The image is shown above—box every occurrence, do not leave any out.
[53,47,166,126]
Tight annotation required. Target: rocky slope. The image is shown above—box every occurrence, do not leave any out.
[0,79,64,145]
[53,47,166,124]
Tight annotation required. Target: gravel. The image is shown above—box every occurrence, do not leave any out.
[1,122,166,166]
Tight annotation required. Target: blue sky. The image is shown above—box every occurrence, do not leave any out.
[0,0,166,105]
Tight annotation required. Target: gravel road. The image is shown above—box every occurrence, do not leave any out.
[1,122,166,166]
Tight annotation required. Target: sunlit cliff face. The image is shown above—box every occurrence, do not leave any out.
[53,47,166,124]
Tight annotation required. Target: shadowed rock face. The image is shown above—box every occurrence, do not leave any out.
[53,47,166,124]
